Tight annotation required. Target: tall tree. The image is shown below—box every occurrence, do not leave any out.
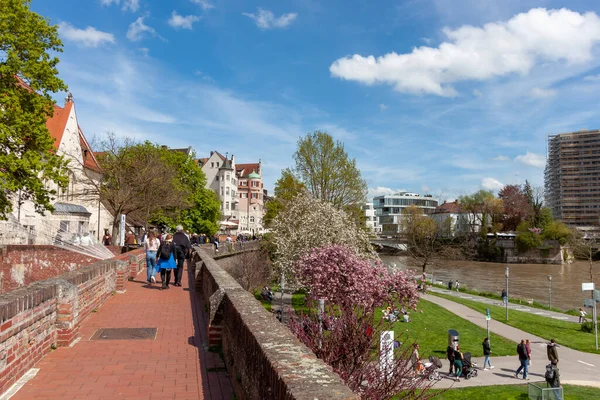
[523,180,545,227]
[263,168,306,227]
[0,0,69,218]
[401,205,440,273]
[458,190,504,235]
[293,131,367,209]
[498,184,531,231]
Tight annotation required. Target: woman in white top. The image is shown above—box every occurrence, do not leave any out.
[144,231,160,284]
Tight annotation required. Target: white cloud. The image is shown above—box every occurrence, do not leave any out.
[481,177,504,191]
[515,152,545,167]
[100,0,119,5]
[168,11,200,30]
[58,22,115,48]
[472,89,483,97]
[584,74,600,81]
[122,0,140,12]
[421,37,433,45]
[493,155,509,161]
[367,186,406,200]
[379,103,388,112]
[127,16,156,41]
[530,87,556,98]
[330,8,600,96]
[191,0,214,11]
[242,8,297,30]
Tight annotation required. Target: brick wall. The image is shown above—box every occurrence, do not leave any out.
[191,247,358,400]
[0,246,97,293]
[0,249,146,395]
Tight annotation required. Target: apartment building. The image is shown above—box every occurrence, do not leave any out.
[372,192,438,235]
[545,130,600,227]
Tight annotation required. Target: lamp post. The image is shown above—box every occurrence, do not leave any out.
[505,267,509,321]
[548,275,552,309]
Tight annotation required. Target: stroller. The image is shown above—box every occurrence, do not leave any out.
[422,356,443,381]
[461,352,478,380]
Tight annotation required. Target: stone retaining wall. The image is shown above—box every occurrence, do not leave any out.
[191,246,358,400]
[0,249,146,395]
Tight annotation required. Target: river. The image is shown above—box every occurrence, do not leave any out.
[379,255,599,311]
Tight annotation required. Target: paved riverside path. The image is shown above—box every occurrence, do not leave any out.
[423,293,600,389]
[428,286,580,323]
[11,264,233,400]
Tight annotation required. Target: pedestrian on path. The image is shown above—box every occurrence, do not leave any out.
[547,338,559,365]
[446,344,455,375]
[482,337,494,370]
[453,346,464,381]
[144,231,159,284]
[156,234,181,290]
[455,280,460,292]
[515,339,529,380]
[525,339,532,367]
[579,308,588,323]
[172,225,191,287]
[502,289,507,304]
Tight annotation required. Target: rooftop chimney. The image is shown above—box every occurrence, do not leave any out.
[65,92,73,105]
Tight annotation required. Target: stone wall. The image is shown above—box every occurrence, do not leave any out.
[0,246,98,293]
[0,249,146,395]
[191,246,358,400]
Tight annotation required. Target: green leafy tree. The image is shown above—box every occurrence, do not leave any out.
[293,131,367,209]
[0,0,69,218]
[524,180,545,227]
[458,190,504,235]
[263,168,305,227]
[542,220,572,245]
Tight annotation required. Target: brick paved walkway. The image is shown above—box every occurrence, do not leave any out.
[12,263,233,400]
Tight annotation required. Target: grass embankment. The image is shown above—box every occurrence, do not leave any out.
[430,283,579,315]
[430,292,600,355]
[425,384,600,400]
[291,291,516,358]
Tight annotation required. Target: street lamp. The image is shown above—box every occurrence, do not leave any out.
[505,267,509,321]
[548,275,552,309]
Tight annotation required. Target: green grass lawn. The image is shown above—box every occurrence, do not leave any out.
[384,299,516,358]
[431,292,600,355]
[428,384,600,400]
[291,292,516,358]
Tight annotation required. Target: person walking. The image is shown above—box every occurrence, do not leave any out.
[547,338,559,365]
[446,344,455,375]
[156,234,181,290]
[144,231,159,284]
[172,225,191,287]
[525,339,532,370]
[579,308,588,323]
[482,338,494,370]
[502,289,507,305]
[453,345,464,381]
[455,280,460,292]
[102,229,112,246]
[515,339,529,380]
[411,344,423,375]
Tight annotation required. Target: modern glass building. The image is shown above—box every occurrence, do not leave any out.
[372,192,439,235]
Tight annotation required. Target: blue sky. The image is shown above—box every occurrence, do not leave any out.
[31,0,600,201]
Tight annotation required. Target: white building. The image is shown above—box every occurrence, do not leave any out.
[198,152,266,235]
[373,192,438,236]
[362,203,381,234]
[0,92,114,245]
[430,200,486,237]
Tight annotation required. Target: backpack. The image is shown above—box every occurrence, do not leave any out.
[159,243,172,260]
[545,364,558,384]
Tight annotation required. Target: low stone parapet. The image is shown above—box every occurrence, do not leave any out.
[191,246,358,400]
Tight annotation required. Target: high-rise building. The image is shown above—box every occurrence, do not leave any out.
[545,129,600,227]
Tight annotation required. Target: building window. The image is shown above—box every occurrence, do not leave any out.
[221,187,224,196]
[217,162,220,167]
[250,216,255,223]
[241,180,247,186]
[226,174,230,182]
[226,201,229,210]
[59,220,70,233]
[211,162,214,168]
[226,187,230,195]
[216,175,219,181]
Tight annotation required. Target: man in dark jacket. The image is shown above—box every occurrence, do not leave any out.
[515,339,529,380]
[482,337,494,370]
[172,225,191,287]
[547,338,559,365]
[446,344,455,375]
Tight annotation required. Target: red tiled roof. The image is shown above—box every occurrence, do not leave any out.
[432,200,460,214]
[236,163,260,177]
[45,102,73,150]
[214,151,226,161]
[78,126,101,172]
